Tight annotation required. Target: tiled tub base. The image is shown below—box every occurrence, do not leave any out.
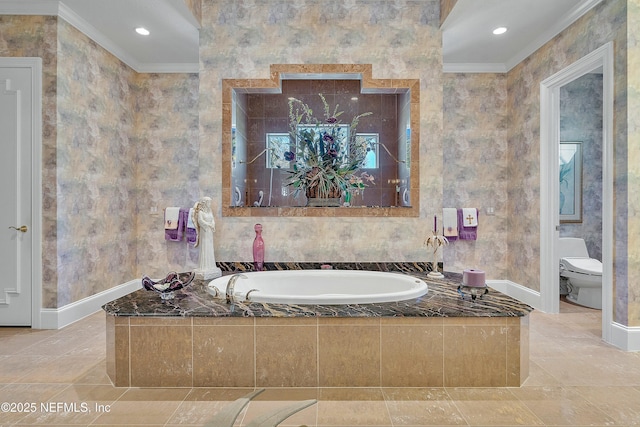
[106,314,529,388]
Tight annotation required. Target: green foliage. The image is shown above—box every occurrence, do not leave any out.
[284,94,374,199]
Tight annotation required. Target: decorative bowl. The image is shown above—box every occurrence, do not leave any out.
[142,271,195,300]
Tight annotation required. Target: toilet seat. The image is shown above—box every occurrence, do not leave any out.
[560,257,602,276]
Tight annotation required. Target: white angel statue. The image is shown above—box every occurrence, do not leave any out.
[192,196,222,280]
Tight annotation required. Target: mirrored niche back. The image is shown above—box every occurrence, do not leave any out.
[221,64,419,217]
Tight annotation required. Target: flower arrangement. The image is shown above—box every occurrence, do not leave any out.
[283,94,374,201]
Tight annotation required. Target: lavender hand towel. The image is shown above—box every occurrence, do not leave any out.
[185,207,197,244]
[164,207,183,241]
[458,208,479,240]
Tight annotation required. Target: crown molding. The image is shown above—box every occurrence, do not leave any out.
[1,0,198,74]
[0,0,58,15]
[443,62,508,73]
[136,62,200,74]
[503,0,603,72]
[57,2,144,72]
[443,0,603,74]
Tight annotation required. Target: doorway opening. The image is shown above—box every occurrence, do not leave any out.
[540,42,614,343]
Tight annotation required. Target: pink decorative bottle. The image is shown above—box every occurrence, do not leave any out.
[253,223,265,271]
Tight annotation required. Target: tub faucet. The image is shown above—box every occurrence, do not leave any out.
[226,273,248,304]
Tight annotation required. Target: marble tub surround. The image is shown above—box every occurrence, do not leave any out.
[102,268,532,319]
[217,260,438,274]
[104,268,531,388]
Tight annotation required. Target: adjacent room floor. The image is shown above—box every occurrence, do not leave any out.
[1,300,640,426]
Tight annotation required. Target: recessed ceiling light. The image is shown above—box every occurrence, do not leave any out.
[135,27,150,36]
[493,27,508,35]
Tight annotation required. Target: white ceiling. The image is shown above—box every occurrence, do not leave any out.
[442,0,603,72]
[0,0,602,74]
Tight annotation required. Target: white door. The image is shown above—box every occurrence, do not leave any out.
[0,63,34,326]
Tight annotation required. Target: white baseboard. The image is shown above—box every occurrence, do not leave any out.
[38,279,140,329]
[487,279,543,311]
[610,322,640,351]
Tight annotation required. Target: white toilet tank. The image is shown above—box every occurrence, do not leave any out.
[559,237,590,259]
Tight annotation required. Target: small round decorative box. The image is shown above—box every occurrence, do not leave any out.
[462,269,486,287]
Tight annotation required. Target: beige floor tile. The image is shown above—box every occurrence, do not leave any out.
[50,383,126,402]
[572,385,640,425]
[168,399,247,425]
[318,388,385,401]
[532,354,640,386]
[315,388,390,426]
[0,383,71,424]
[63,335,106,357]
[0,327,56,338]
[316,400,391,426]
[521,361,562,387]
[16,356,104,384]
[447,387,544,425]
[383,388,467,425]
[0,354,51,382]
[510,386,617,425]
[12,402,102,425]
[90,425,166,427]
[174,389,249,425]
[116,387,191,401]
[242,399,318,426]
[13,333,95,356]
[72,359,112,385]
[0,382,69,398]
[255,387,320,401]
[91,388,190,425]
[0,333,53,355]
[185,387,264,401]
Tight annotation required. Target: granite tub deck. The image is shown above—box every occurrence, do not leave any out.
[103,264,533,389]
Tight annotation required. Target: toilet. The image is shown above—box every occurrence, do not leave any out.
[559,237,602,309]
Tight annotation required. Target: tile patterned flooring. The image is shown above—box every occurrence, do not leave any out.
[1,300,640,426]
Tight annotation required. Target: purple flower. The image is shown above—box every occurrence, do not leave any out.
[328,148,338,158]
[326,117,337,124]
[322,133,334,143]
[284,151,295,161]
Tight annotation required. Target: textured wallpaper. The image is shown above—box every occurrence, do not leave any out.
[132,72,201,278]
[56,20,138,306]
[628,0,640,326]
[505,0,629,321]
[56,21,201,303]
[199,0,444,264]
[443,73,509,279]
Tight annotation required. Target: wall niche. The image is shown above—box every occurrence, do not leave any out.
[221,64,419,217]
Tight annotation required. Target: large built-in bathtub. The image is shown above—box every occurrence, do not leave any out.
[208,269,428,304]
[104,263,533,388]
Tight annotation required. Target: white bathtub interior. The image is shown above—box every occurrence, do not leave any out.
[207,269,429,305]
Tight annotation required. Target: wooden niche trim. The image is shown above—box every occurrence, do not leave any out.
[221,64,419,217]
